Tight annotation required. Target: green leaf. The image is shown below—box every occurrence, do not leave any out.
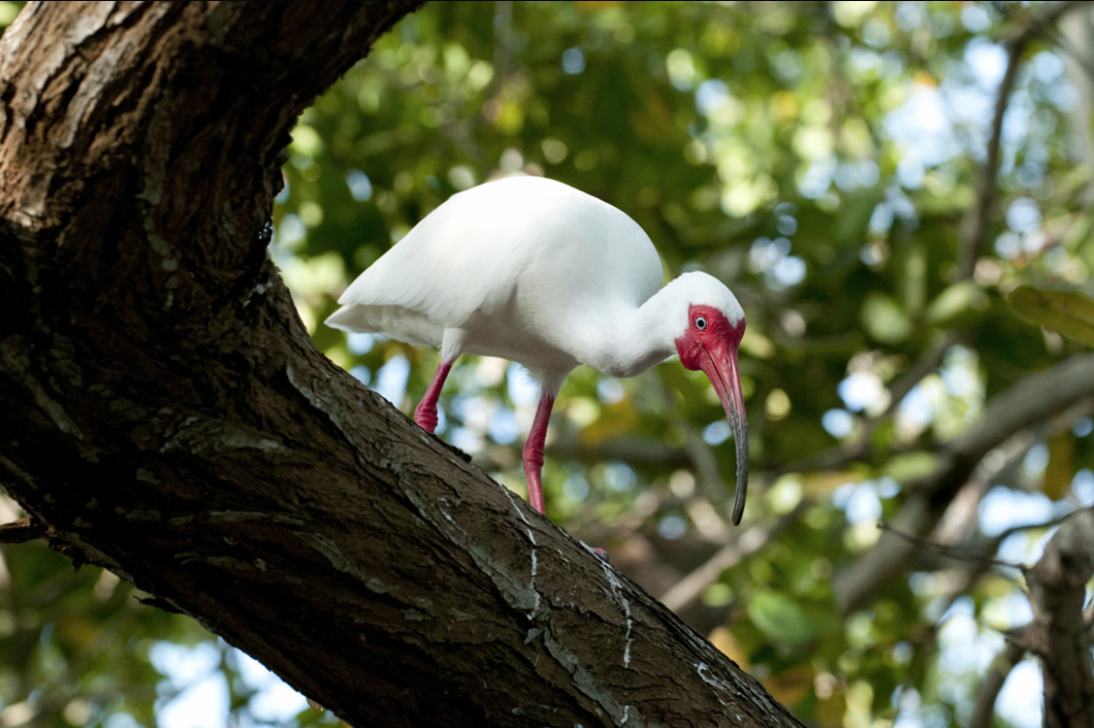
[925,281,988,325]
[881,451,938,483]
[1008,286,1094,347]
[860,292,911,344]
[747,589,815,646]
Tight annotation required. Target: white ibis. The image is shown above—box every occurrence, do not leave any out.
[327,176,749,527]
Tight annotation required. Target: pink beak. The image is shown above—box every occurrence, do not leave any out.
[697,343,749,525]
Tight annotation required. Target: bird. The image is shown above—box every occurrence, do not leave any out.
[327,175,749,529]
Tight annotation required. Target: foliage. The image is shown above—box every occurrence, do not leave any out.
[3,2,1094,727]
[1010,285,1094,346]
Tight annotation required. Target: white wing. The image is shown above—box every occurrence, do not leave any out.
[325,178,544,347]
[326,175,664,371]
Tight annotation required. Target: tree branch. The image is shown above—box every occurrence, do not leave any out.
[659,505,804,613]
[969,633,1028,728]
[876,521,1021,572]
[959,0,1083,278]
[0,516,45,544]
[768,331,958,479]
[835,353,1094,613]
[1026,505,1094,728]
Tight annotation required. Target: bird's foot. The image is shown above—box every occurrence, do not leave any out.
[413,403,438,433]
[581,541,609,561]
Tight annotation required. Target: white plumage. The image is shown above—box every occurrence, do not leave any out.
[328,175,750,529]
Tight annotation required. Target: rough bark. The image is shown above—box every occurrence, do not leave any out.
[0,3,803,727]
[1026,507,1094,728]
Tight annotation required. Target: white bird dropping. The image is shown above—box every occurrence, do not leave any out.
[327,176,749,533]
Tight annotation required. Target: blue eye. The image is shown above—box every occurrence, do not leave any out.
[695,317,707,330]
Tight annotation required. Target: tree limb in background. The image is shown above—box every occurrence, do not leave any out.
[1056,6,1094,85]
[0,4,805,726]
[546,432,692,471]
[1026,506,1094,728]
[0,517,45,544]
[922,397,1092,569]
[959,0,1084,278]
[969,632,1028,728]
[770,331,958,479]
[877,522,1020,571]
[659,504,805,613]
[835,353,1094,613]
[897,512,1087,728]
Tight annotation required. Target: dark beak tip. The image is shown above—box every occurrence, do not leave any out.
[731,428,748,526]
[700,348,749,526]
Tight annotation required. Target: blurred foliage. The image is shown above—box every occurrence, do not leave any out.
[1009,285,1094,346]
[5,1,1094,727]
[0,2,20,32]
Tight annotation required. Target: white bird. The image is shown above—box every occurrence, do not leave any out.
[327,176,749,528]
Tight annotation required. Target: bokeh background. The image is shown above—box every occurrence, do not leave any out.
[2,2,1094,727]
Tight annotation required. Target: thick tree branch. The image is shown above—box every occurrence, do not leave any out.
[1026,506,1094,728]
[835,353,1094,613]
[0,3,803,726]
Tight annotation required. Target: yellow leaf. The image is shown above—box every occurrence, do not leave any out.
[708,626,749,670]
[1044,432,1074,500]
[771,91,798,121]
[762,664,814,708]
[799,471,863,495]
[740,327,775,359]
[914,69,938,87]
[815,686,847,727]
[57,618,98,652]
[578,400,640,448]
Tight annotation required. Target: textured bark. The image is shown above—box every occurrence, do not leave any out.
[1026,507,1094,728]
[0,3,803,727]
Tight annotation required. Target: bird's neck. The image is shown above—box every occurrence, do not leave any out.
[578,287,681,378]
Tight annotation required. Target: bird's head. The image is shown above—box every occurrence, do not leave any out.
[669,273,749,525]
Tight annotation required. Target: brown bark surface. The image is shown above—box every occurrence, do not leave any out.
[1026,507,1094,728]
[0,3,803,726]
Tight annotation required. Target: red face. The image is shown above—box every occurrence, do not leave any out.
[674,304,749,525]
[674,305,744,372]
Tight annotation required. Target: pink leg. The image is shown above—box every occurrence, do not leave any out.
[522,392,555,514]
[414,361,453,433]
[521,389,608,560]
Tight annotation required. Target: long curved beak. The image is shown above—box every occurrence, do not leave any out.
[698,343,749,525]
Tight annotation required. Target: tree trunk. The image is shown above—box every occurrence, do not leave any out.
[0,3,802,726]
